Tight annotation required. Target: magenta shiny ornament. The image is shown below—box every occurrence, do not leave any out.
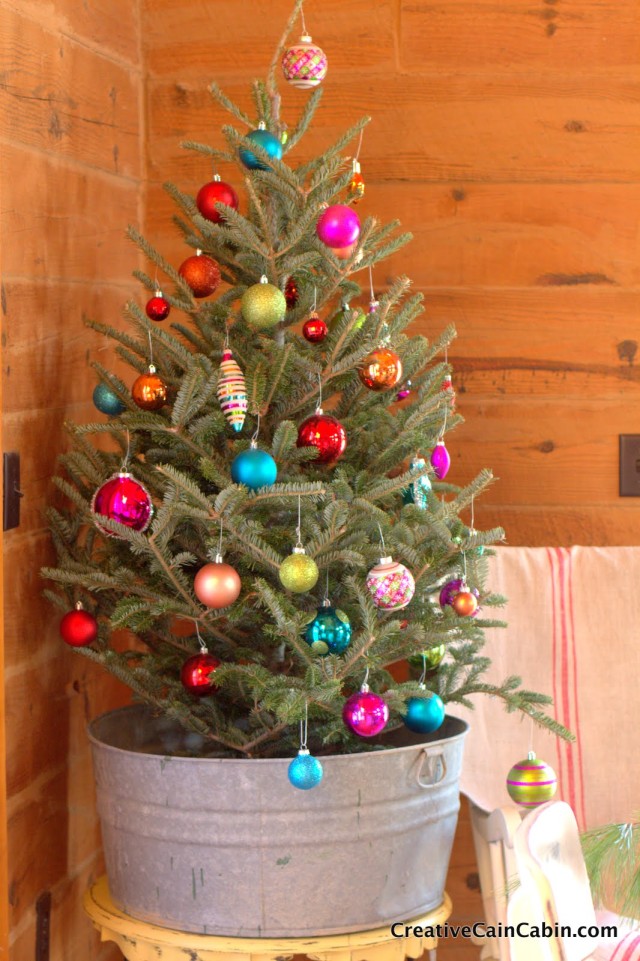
[439,578,480,616]
[342,686,389,738]
[396,380,412,401]
[430,440,451,480]
[316,205,361,249]
[92,472,152,537]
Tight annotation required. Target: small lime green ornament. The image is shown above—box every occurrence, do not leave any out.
[506,751,558,807]
[241,275,286,329]
[424,644,446,669]
[279,547,319,593]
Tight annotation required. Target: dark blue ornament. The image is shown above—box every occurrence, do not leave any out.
[305,604,352,656]
[401,457,432,510]
[239,129,283,170]
[402,691,445,734]
[231,446,277,490]
[288,750,324,790]
[93,382,125,416]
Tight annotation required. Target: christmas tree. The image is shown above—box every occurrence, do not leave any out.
[42,2,570,772]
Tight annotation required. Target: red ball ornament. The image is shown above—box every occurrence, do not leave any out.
[178,250,221,298]
[303,312,328,343]
[181,651,221,697]
[358,347,403,392]
[452,590,480,617]
[194,557,242,609]
[297,408,347,465]
[196,178,239,223]
[92,472,153,536]
[145,291,171,322]
[60,605,98,647]
[132,366,168,411]
[285,276,299,310]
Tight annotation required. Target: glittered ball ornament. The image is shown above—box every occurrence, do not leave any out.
[305,604,352,656]
[60,605,98,647]
[452,589,480,618]
[288,749,324,790]
[282,34,328,89]
[217,348,247,432]
[285,276,299,310]
[231,444,277,490]
[241,275,286,329]
[297,408,347,465]
[145,291,171,321]
[403,691,446,734]
[279,548,319,594]
[430,440,451,480]
[196,178,239,223]
[506,752,558,807]
[402,456,432,510]
[194,556,241,609]
[178,251,221,298]
[358,347,403,392]
[239,127,283,170]
[92,473,153,536]
[303,312,328,344]
[343,686,389,738]
[131,366,168,411]
[92,382,125,416]
[316,205,361,249]
[180,651,221,697]
[366,556,415,611]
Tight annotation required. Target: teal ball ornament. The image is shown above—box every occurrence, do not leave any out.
[403,692,445,734]
[402,457,432,510]
[240,128,283,170]
[288,749,324,790]
[305,605,352,656]
[231,446,277,490]
[93,383,125,416]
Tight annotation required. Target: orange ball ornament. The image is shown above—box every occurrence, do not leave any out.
[358,347,403,392]
[194,556,241,609]
[452,590,479,617]
[178,250,221,298]
[132,366,167,411]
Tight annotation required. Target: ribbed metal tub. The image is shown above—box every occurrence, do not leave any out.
[89,704,468,936]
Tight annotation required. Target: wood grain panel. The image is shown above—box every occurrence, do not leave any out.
[400,0,640,72]
[0,8,141,178]
[146,74,640,183]
[476,504,640,546]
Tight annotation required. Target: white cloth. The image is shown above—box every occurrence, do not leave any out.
[452,547,640,830]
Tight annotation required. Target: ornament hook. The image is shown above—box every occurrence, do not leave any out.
[147,329,154,369]
[121,429,131,472]
[251,411,261,446]
[362,664,370,691]
[376,522,386,555]
[316,371,323,413]
[299,0,308,36]
[295,494,303,549]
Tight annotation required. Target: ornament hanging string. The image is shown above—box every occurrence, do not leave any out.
[362,664,370,689]
[313,285,317,312]
[528,715,535,757]
[317,371,323,411]
[251,411,261,443]
[218,518,224,557]
[299,700,308,750]
[419,653,428,686]
[121,429,131,472]
[147,330,154,369]
[299,0,308,36]
[324,567,330,604]
[377,522,386,555]
[195,621,208,654]
[295,494,303,548]
[354,127,364,163]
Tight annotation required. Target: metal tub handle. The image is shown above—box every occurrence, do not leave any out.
[416,748,447,788]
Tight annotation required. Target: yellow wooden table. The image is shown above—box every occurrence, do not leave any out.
[84,876,452,961]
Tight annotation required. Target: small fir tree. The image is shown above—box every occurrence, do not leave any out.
[43,2,570,760]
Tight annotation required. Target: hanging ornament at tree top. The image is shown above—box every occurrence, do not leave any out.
[241,275,287,329]
[196,175,239,224]
[239,123,283,170]
[178,249,221,298]
[217,348,247,432]
[317,204,361,249]
[282,34,328,89]
[349,159,365,203]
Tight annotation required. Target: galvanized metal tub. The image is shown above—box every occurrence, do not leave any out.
[89,704,468,937]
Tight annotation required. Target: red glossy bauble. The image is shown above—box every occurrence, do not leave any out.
[358,347,403,392]
[145,293,171,321]
[285,276,299,309]
[132,368,168,411]
[180,652,221,696]
[60,607,98,647]
[196,180,239,223]
[194,560,242,609]
[452,590,480,617]
[92,473,153,535]
[297,410,347,465]
[178,253,221,298]
[303,312,328,343]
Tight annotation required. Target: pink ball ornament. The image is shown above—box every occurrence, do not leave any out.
[316,205,360,249]
[430,440,451,480]
[92,473,153,537]
[282,34,328,89]
[343,686,389,738]
[366,556,415,611]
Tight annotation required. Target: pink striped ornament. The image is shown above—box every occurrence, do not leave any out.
[506,751,558,807]
[217,348,247,433]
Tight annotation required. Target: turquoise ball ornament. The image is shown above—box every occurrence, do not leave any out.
[93,382,125,416]
[402,456,432,510]
[231,444,277,490]
[240,127,283,170]
[305,604,352,656]
[402,690,445,734]
[288,749,324,790]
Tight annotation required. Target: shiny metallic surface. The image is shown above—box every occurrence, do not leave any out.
[89,705,468,937]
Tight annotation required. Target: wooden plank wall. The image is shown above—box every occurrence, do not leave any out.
[0,1,143,957]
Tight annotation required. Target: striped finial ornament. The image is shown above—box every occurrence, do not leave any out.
[217,348,247,432]
[506,751,558,807]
